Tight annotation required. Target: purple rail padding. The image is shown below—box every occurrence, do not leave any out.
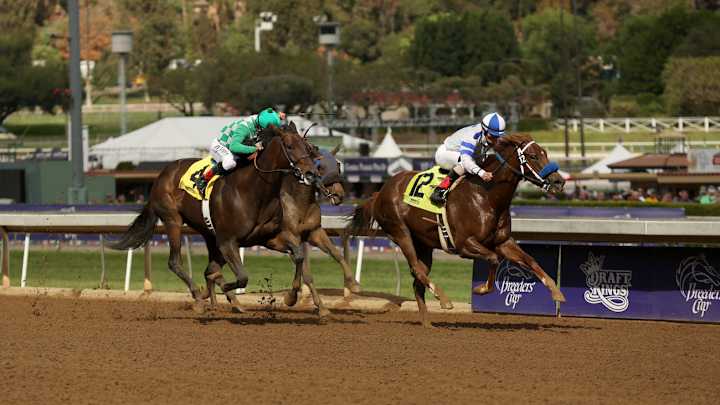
[0,204,686,218]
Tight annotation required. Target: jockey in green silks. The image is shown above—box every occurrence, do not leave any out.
[196,108,285,194]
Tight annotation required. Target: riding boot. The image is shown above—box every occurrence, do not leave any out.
[196,163,217,196]
[430,170,460,205]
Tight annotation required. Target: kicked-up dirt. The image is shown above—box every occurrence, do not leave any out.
[1,294,719,404]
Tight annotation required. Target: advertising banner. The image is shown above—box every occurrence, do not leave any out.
[472,243,720,323]
[472,244,559,316]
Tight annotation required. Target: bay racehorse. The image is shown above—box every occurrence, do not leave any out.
[347,133,566,327]
[113,124,333,316]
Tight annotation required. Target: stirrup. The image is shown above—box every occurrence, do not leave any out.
[430,188,448,205]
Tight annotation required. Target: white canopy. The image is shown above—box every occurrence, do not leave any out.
[90,115,362,169]
[373,128,403,158]
[581,143,636,174]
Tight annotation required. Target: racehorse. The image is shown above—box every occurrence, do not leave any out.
[113,124,333,316]
[347,133,566,327]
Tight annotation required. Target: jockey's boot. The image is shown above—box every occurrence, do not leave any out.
[196,163,217,196]
[430,170,460,205]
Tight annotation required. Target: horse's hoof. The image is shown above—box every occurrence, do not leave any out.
[422,321,435,329]
[191,300,206,314]
[318,307,331,318]
[231,305,245,314]
[347,281,362,294]
[553,290,566,303]
[284,291,298,307]
[440,301,454,310]
[472,285,494,295]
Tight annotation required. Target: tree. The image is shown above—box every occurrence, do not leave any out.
[672,11,720,57]
[234,74,318,113]
[150,66,203,116]
[613,7,695,95]
[663,57,720,115]
[0,22,66,125]
[409,10,519,81]
[341,20,382,63]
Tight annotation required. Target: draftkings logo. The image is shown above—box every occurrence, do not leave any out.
[676,255,720,318]
[580,252,632,313]
[494,261,536,309]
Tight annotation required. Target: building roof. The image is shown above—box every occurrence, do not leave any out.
[608,153,688,170]
[581,143,636,174]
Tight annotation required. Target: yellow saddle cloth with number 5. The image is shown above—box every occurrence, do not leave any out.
[179,156,221,200]
[402,166,449,214]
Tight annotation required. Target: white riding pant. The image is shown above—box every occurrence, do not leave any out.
[210,139,237,171]
[434,144,466,174]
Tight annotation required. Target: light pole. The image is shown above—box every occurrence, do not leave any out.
[314,15,340,112]
[112,31,132,135]
[255,11,277,52]
[68,0,86,203]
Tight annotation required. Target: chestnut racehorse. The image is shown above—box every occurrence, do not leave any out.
[113,124,337,317]
[347,133,566,327]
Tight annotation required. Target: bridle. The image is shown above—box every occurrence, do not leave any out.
[253,134,316,185]
[253,133,335,200]
[492,140,559,191]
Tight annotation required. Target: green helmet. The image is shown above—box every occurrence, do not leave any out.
[257,108,282,129]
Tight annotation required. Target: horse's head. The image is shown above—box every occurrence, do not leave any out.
[314,144,345,205]
[257,123,321,186]
[486,133,565,193]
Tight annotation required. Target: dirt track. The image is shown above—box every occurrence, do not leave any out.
[1,295,719,405]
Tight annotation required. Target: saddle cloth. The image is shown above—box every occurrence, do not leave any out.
[402,166,448,214]
[179,156,221,200]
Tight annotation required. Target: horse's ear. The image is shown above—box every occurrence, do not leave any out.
[288,121,297,133]
[330,144,342,156]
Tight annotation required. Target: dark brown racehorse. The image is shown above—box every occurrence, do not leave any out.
[113,124,331,315]
[347,133,566,327]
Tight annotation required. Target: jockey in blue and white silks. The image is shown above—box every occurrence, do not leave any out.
[430,112,506,205]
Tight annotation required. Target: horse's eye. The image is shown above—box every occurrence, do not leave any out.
[529,154,538,160]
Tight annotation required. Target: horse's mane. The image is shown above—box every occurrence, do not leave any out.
[498,133,534,146]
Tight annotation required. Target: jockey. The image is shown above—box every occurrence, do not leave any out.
[196,108,285,193]
[429,112,506,205]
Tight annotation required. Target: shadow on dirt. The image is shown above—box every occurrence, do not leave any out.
[380,320,601,332]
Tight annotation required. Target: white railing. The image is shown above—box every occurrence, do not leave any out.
[554,117,720,133]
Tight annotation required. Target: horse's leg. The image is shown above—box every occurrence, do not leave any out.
[267,234,329,319]
[414,243,434,328]
[307,227,361,297]
[217,238,249,299]
[389,225,453,312]
[165,221,205,313]
[495,238,566,302]
[457,237,502,296]
[199,237,241,312]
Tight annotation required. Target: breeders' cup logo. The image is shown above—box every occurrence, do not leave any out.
[580,252,632,313]
[494,261,536,309]
[676,255,720,318]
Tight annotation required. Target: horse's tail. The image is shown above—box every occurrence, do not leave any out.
[346,192,378,237]
[111,202,157,250]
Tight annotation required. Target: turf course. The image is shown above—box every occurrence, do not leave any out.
[6,248,474,303]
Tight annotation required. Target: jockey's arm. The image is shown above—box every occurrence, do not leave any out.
[227,124,257,155]
[459,141,486,176]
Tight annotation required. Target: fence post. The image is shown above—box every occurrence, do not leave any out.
[651,118,656,131]
[236,247,246,295]
[393,244,401,296]
[705,117,710,132]
[183,235,192,280]
[143,243,152,292]
[20,233,30,288]
[1,227,9,288]
[99,234,107,289]
[354,238,365,283]
[124,248,133,292]
[679,117,684,132]
[599,119,604,132]
[625,118,630,133]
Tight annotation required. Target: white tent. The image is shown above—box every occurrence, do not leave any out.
[372,128,403,158]
[581,143,636,174]
[90,115,362,169]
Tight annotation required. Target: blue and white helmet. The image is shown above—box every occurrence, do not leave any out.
[481,112,506,138]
